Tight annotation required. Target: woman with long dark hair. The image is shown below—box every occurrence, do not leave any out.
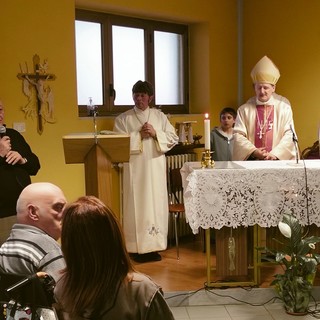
[55,195,174,320]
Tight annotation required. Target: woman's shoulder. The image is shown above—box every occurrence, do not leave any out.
[129,272,161,288]
[126,272,163,297]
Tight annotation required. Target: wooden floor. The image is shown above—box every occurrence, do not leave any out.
[134,235,320,292]
[134,235,207,292]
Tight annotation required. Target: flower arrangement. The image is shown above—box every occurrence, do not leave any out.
[264,213,320,314]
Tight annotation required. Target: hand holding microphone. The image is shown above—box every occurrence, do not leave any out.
[0,125,6,137]
[0,126,11,157]
[0,133,25,164]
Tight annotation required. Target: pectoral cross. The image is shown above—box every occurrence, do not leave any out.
[17,54,56,134]
[258,127,264,139]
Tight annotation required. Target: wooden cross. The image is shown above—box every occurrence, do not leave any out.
[17,54,56,134]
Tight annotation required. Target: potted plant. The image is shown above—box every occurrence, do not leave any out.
[263,213,320,315]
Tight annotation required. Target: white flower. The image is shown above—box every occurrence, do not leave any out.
[309,243,316,250]
[278,221,291,238]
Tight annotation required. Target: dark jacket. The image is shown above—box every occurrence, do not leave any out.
[0,128,40,217]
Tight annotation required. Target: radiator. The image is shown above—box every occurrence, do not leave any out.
[166,153,197,239]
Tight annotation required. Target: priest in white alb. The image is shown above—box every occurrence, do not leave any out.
[114,81,178,263]
[233,55,296,161]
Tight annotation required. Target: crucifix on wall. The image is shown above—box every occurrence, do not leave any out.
[17,54,56,134]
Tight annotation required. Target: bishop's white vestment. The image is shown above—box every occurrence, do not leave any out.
[233,93,296,161]
[114,107,178,253]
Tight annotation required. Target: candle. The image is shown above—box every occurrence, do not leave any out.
[204,113,210,150]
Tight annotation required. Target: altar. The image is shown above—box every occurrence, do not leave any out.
[181,160,320,287]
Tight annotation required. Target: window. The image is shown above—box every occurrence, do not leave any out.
[75,10,189,116]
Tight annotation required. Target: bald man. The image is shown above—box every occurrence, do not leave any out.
[0,182,67,282]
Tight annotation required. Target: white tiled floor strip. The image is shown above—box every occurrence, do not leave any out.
[166,287,320,320]
[171,303,320,319]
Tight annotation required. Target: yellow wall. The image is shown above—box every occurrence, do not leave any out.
[0,0,84,203]
[0,0,238,212]
[242,0,320,149]
[2,0,319,212]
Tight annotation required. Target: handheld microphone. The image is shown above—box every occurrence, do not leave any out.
[0,125,6,138]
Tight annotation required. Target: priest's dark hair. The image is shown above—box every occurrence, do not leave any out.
[132,80,154,96]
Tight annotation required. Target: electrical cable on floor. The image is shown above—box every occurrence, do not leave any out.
[205,286,281,306]
[166,283,279,307]
[165,286,206,301]
[165,282,320,318]
[206,289,320,318]
[205,280,257,291]
[306,296,320,318]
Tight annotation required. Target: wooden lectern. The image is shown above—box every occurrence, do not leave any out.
[62,133,130,210]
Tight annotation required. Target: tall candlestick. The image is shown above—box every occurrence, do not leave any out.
[204,113,210,150]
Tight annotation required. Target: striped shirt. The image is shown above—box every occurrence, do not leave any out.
[0,224,65,282]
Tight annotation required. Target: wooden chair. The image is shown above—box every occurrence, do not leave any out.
[168,168,185,260]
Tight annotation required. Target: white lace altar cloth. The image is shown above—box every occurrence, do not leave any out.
[181,160,320,234]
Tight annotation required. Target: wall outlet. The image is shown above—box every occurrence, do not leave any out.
[13,122,26,133]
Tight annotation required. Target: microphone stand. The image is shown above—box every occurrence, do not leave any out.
[87,97,99,144]
[293,136,299,165]
[290,124,299,164]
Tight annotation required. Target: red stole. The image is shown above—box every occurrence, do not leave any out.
[254,105,274,152]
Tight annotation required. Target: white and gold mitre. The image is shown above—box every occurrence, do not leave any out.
[250,56,280,85]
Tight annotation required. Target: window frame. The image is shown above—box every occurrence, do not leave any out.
[76,9,189,117]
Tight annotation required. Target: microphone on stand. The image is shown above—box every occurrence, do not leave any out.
[290,124,298,143]
[289,124,299,164]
